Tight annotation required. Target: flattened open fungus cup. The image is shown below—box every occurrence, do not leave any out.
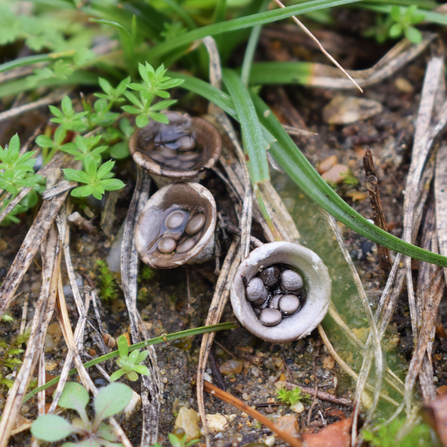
[129,111,221,187]
[135,182,217,269]
[230,241,332,343]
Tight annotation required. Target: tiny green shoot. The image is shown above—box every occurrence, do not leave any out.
[31,382,133,446]
[63,155,125,200]
[389,6,425,44]
[151,428,200,447]
[110,335,150,382]
[276,386,310,406]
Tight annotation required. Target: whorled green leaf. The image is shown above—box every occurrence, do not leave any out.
[94,383,133,421]
[31,414,74,442]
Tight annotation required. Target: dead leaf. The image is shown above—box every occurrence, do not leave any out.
[302,417,352,447]
[422,394,447,446]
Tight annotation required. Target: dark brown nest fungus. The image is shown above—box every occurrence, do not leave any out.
[129,111,222,186]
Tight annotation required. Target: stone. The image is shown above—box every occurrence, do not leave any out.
[321,164,349,184]
[322,96,383,124]
[219,359,243,375]
[205,414,229,433]
[318,155,338,174]
[174,407,201,442]
[322,355,335,369]
[274,415,299,438]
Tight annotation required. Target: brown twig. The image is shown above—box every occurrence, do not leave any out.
[363,149,391,274]
[203,380,303,447]
[284,383,352,407]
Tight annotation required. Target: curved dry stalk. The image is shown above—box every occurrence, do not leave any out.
[196,239,240,445]
[0,224,60,447]
[318,325,398,408]
[325,214,384,443]
[328,303,404,397]
[121,167,161,447]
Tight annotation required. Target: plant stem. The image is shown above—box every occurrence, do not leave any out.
[23,322,237,403]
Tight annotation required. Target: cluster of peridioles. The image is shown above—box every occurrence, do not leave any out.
[157,208,206,255]
[246,265,303,327]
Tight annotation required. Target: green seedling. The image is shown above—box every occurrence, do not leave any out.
[389,6,425,44]
[0,330,30,390]
[110,335,150,382]
[96,259,118,302]
[152,428,200,447]
[58,134,108,167]
[0,134,42,198]
[63,155,125,200]
[31,382,132,446]
[103,118,134,160]
[276,386,310,406]
[123,62,184,128]
[50,96,88,132]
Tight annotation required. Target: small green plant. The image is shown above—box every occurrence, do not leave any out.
[0,330,30,390]
[110,335,150,382]
[389,6,425,43]
[0,134,42,198]
[152,428,200,447]
[63,155,125,200]
[123,62,184,128]
[362,417,432,447]
[31,382,132,446]
[276,386,310,406]
[95,259,118,301]
[139,265,154,282]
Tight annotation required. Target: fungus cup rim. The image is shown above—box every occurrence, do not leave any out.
[129,111,222,180]
[135,182,217,269]
[230,241,332,343]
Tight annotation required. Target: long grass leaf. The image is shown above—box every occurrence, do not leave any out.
[0,51,75,74]
[223,69,270,184]
[170,72,447,267]
[243,61,315,85]
[148,0,361,60]
[251,92,447,267]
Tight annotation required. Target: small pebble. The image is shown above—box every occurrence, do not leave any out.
[280,269,303,292]
[177,136,195,151]
[185,214,205,236]
[259,308,282,327]
[259,266,280,287]
[165,210,187,230]
[268,294,282,309]
[178,152,199,161]
[279,294,300,315]
[158,237,177,254]
[177,238,196,254]
[246,277,268,302]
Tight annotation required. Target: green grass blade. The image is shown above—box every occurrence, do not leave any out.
[0,72,98,99]
[23,322,237,403]
[170,72,447,266]
[250,92,447,268]
[149,0,362,60]
[240,0,270,85]
[242,61,314,85]
[223,69,270,184]
[160,0,197,29]
[0,51,75,74]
